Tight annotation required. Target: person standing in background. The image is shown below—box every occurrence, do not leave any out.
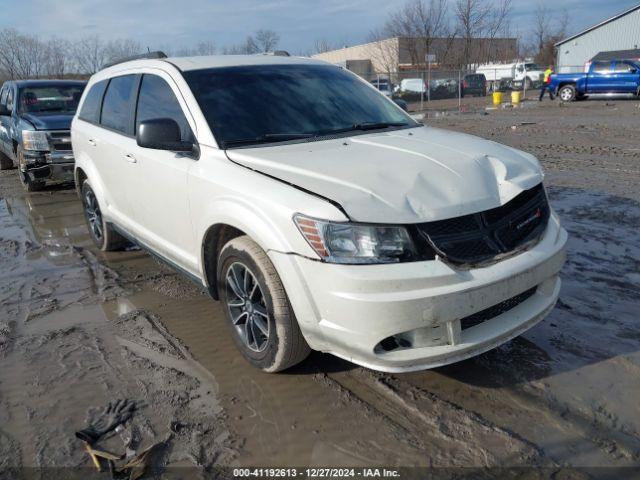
[539,65,555,101]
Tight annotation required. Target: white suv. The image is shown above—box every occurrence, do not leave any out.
[71,54,567,373]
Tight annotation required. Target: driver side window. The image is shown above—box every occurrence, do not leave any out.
[135,74,193,142]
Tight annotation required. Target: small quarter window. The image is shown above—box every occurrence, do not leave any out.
[101,75,137,134]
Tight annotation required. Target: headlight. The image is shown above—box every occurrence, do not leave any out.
[22,130,49,151]
[294,214,419,264]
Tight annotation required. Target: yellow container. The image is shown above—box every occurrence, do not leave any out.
[511,91,522,104]
[492,91,503,106]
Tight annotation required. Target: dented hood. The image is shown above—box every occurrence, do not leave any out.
[226,126,544,223]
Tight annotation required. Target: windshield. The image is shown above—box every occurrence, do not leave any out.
[183,64,415,148]
[524,63,541,70]
[19,85,85,114]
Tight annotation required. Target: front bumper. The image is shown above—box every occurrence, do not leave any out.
[270,211,567,372]
[22,150,75,183]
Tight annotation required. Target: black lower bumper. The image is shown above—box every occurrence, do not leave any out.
[23,162,75,183]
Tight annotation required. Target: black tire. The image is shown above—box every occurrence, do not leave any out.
[558,84,576,102]
[16,147,45,191]
[217,235,310,372]
[81,180,128,251]
[0,150,13,170]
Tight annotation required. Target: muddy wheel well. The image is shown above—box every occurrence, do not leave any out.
[203,224,245,300]
[75,167,87,197]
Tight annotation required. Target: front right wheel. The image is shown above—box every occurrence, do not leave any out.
[217,235,310,372]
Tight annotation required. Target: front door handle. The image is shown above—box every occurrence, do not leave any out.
[88,138,96,146]
[125,153,137,164]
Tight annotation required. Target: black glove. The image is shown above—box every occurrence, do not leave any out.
[75,399,136,445]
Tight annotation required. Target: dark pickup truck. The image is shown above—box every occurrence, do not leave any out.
[0,80,86,191]
[549,60,640,102]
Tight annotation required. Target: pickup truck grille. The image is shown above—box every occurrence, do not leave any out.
[47,131,72,152]
[415,183,549,267]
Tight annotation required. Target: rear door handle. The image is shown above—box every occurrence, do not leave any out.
[125,153,137,164]
[88,138,96,146]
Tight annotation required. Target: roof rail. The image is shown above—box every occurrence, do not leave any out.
[102,51,168,70]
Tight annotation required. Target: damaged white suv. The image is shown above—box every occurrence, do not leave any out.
[72,54,567,373]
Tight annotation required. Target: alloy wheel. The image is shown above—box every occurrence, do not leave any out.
[560,88,573,101]
[83,189,103,242]
[225,262,271,352]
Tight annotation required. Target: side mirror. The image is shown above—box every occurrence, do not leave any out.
[136,118,195,153]
[0,104,11,116]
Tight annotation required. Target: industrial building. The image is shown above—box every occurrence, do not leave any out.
[555,4,640,72]
[311,36,518,76]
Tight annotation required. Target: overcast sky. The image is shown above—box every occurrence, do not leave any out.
[0,0,637,53]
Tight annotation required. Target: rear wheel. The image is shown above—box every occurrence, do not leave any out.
[217,235,310,372]
[558,84,576,102]
[81,181,128,251]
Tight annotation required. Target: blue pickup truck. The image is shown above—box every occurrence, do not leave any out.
[549,60,640,102]
[0,80,86,191]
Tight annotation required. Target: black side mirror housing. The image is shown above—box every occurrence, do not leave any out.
[0,104,11,116]
[136,118,195,153]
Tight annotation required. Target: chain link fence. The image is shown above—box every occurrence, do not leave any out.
[358,66,586,111]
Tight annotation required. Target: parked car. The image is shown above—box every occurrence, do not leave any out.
[550,60,640,102]
[397,78,426,94]
[392,98,408,111]
[72,54,567,373]
[0,80,86,191]
[370,78,393,97]
[461,73,487,97]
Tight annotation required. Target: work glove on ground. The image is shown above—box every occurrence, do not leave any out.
[75,399,137,445]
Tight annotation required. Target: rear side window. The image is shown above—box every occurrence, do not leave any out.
[592,61,611,73]
[79,80,108,123]
[101,75,136,134]
[613,62,637,73]
[0,87,7,107]
[135,74,193,141]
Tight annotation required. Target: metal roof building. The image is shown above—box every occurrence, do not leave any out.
[555,4,640,72]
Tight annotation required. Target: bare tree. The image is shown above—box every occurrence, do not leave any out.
[195,40,217,56]
[381,0,453,68]
[312,38,334,55]
[483,0,513,63]
[72,36,107,74]
[366,28,400,80]
[44,38,71,77]
[455,0,491,68]
[254,29,280,53]
[533,1,551,56]
[532,3,569,65]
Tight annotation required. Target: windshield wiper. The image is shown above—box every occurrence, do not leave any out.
[223,132,314,148]
[321,121,409,135]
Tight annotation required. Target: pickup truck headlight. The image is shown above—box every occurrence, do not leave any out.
[294,214,418,264]
[22,130,49,151]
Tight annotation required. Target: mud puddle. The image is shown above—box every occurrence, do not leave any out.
[1,171,640,472]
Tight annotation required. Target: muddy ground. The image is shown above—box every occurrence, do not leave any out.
[0,98,639,478]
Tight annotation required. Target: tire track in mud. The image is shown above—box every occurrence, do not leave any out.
[317,370,546,467]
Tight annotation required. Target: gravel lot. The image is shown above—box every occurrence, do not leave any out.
[0,98,639,477]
